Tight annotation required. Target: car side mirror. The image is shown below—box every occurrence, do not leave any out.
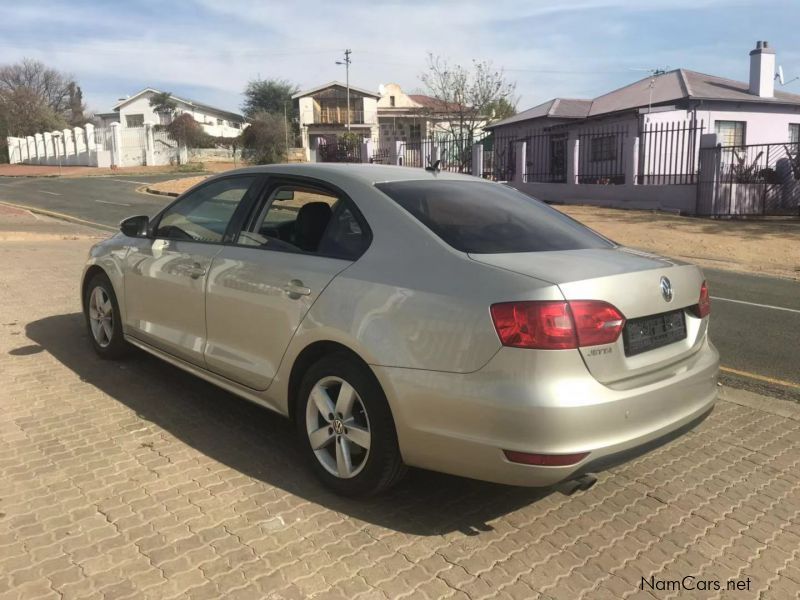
[120,215,150,238]
[274,190,295,201]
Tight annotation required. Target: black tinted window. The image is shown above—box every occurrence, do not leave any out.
[318,205,369,259]
[376,180,613,254]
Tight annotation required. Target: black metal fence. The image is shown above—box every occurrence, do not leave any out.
[524,132,567,183]
[437,137,474,173]
[371,142,391,164]
[487,130,518,181]
[576,125,628,184]
[638,120,705,185]
[318,138,361,163]
[697,142,800,216]
[401,140,425,168]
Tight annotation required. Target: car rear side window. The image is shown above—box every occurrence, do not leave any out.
[376,180,614,254]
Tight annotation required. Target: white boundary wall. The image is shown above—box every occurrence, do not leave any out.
[6,123,114,167]
[6,121,185,168]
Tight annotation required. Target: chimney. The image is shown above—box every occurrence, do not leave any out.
[749,40,775,98]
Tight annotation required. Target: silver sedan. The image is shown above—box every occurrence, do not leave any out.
[81,164,719,496]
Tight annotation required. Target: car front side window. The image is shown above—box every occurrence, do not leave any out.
[155,176,256,243]
[239,185,338,252]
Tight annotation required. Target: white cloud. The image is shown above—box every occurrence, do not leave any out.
[2,0,795,114]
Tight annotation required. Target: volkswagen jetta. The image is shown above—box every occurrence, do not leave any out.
[82,164,718,495]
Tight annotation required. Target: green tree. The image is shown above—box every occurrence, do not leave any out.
[165,113,207,148]
[149,91,178,124]
[486,97,517,122]
[66,82,86,126]
[242,78,298,117]
[240,111,287,164]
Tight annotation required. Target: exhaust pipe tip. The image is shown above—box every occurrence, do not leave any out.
[556,473,598,496]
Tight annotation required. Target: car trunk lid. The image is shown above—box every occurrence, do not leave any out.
[470,247,708,385]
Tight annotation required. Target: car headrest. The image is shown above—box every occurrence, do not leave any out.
[295,202,333,251]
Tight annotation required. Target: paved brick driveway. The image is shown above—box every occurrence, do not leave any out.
[1,235,800,599]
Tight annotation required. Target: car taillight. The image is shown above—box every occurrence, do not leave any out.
[569,300,625,347]
[490,301,577,349]
[696,281,711,318]
[689,281,711,318]
[490,300,625,350]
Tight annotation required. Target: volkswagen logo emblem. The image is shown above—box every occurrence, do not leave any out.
[660,276,673,302]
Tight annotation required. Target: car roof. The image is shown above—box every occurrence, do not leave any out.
[215,163,482,186]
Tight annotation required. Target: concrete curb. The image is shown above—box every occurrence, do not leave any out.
[0,200,115,232]
[0,174,61,178]
[144,187,179,198]
[719,385,800,415]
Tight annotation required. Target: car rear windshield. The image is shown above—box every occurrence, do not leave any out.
[375,180,614,254]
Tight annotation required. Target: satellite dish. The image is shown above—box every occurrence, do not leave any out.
[777,65,785,85]
[378,83,386,96]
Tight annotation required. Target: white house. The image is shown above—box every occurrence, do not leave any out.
[484,41,800,215]
[488,40,800,163]
[98,88,246,138]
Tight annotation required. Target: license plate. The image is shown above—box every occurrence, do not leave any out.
[623,310,687,356]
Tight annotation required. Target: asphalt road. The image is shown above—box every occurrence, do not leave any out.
[0,173,182,227]
[2,174,799,400]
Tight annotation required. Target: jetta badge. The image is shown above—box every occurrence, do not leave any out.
[660,276,673,302]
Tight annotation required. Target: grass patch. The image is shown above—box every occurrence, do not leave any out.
[173,162,206,173]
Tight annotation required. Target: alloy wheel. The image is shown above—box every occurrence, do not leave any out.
[88,286,114,348]
[305,376,371,479]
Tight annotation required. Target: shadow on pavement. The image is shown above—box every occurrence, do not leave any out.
[24,313,551,536]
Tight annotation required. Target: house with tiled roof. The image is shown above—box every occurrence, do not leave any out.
[376,83,488,146]
[97,88,246,138]
[293,80,490,158]
[488,42,800,172]
[486,41,800,215]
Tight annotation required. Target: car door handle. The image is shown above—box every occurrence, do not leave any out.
[187,263,207,279]
[283,279,311,298]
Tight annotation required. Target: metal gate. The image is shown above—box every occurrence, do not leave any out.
[318,137,361,163]
[697,142,800,216]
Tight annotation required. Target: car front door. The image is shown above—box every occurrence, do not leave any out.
[204,178,370,390]
[124,175,259,366]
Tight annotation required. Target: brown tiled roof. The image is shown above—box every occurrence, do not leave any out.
[408,94,459,112]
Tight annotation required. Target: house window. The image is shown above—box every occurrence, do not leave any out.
[125,114,144,128]
[217,118,224,126]
[231,122,241,130]
[409,124,421,139]
[790,123,799,144]
[590,135,616,162]
[390,96,396,107]
[715,120,745,147]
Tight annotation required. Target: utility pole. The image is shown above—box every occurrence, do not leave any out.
[336,49,352,130]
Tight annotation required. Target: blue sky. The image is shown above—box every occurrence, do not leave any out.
[3,0,799,116]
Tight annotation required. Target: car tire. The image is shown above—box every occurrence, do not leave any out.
[84,272,128,359]
[296,353,406,496]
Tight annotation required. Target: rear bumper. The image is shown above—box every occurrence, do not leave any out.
[374,339,719,487]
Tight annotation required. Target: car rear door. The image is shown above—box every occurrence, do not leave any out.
[204,177,370,390]
[123,175,259,366]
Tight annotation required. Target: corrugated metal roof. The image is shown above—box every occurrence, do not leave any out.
[292,81,380,99]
